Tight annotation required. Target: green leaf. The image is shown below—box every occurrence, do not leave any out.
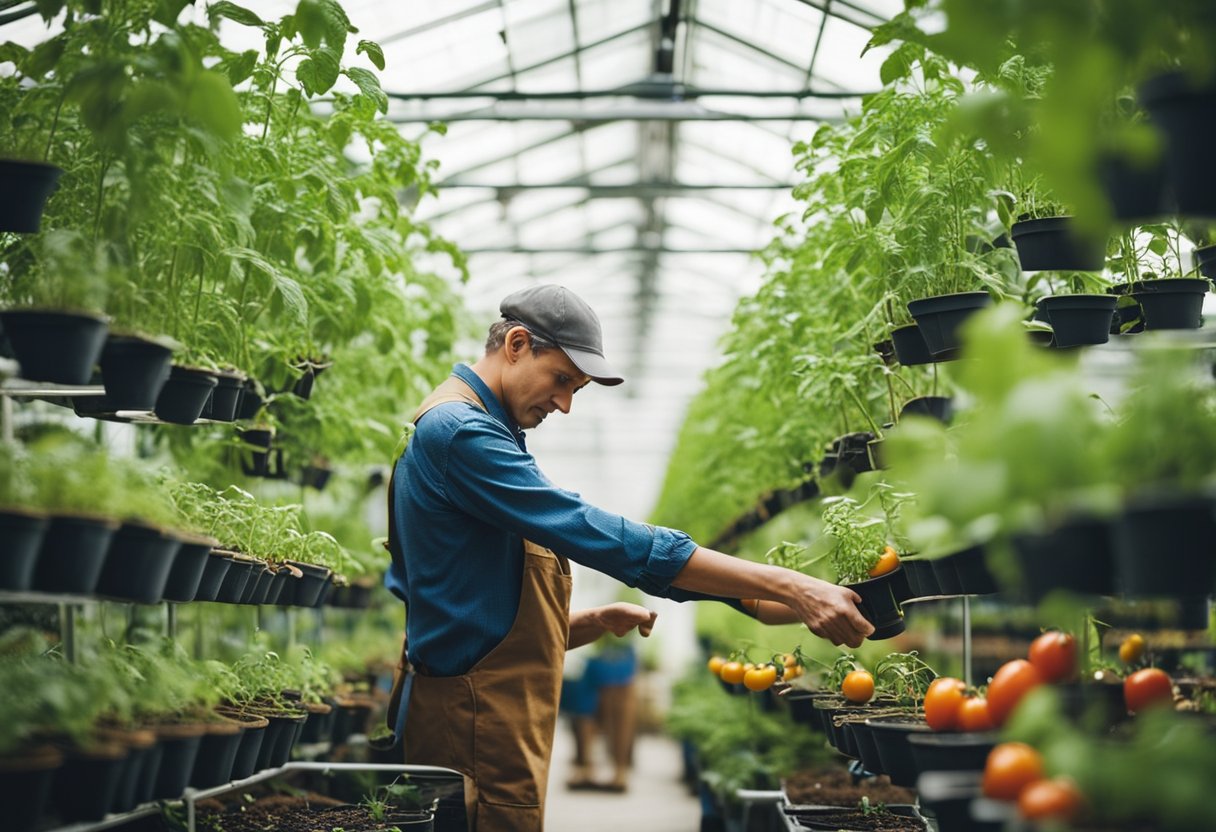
[33,0,65,21]
[225,49,259,85]
[295,0,327,48]
[356,39,385,70]
[185,70,243,139]
[26,35,66,78]
[879,44,915,86]
[0,42,30,66]
[153,0,192,25]
[207,1,265,27]
[296,47,341,96]
[345,67,387,114]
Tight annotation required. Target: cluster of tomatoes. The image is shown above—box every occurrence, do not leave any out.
[983,741,1084,822]
[707,652,803,692]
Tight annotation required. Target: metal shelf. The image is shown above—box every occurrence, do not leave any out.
[0,377,106,398]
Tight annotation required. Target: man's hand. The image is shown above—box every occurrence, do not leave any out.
[567,602,658,649]
[784,574,874,648]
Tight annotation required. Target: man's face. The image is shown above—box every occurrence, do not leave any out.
[501,331,592,429]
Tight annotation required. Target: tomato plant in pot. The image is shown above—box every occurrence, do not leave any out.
[818,497,907,639]
[1108,222,1211,331]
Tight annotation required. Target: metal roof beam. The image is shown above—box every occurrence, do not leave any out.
[389,106,841,123]
[386,85,868,101]
[786,0,885,30]
[462,245,757,254]
[376,1,501,46]
[436,181,796,192]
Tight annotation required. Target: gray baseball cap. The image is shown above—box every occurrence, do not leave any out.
[499,284,624,386]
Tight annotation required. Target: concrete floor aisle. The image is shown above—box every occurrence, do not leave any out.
[544,724,702,832]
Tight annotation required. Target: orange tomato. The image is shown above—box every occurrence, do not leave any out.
[957,697,997,732]
[1124,667,1173,714]
[982,741,1045,801]
[720,661,746,685]
[841,670,875,703]
[868,546,900,578]
[924,677,967,731]
[1018,777,1084,822]
[987,659,1044,727]
[1028,631,1077,683]
[744,664,779,692]
[1119,633,1145,665]
[707,656,726,677]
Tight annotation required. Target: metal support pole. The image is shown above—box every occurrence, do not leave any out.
[1,395,13,445]
[167,603,177,641]
[962,596,973,688]
[286,607,297,648]
[60,603,78,664]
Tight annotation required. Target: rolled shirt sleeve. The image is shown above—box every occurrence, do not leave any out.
[444,418,698,594]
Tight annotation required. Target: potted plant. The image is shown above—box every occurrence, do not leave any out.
[816,497,907,640]
[0,446,48,592]
[1108,222,1210,331]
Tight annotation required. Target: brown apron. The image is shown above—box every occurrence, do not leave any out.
[388,375,572,831]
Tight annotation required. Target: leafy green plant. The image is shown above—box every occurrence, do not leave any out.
[820,497,888,585]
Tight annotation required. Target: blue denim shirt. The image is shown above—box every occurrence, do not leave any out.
[386,364,738,676]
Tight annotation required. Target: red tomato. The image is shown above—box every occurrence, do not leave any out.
[1028,631,1077,683]
[987,660,1044,727]
[982,741,1045,801]
[1123,668,1173,714]
[1018,777,1084,821]
[924,677,967,731]
[957,697,997,732]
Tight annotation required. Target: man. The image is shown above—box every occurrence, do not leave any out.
[385,284,873,831]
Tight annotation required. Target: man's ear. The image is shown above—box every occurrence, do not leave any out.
[504,326,531,366]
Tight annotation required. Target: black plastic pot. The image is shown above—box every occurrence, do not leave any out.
[256,710,307,770]
[214,555,254,604]
[330,697,375,745]
[1140,71,1216,217]
[1114,492,1216,598]
[98,334,173,411]
[930,556,963,597]
[106,730,156,814]
[907,732,996,778]
[1010,515,1115,601]
[1098,152,1169,223]
[845,567,906,640]
[917,771,1002,832]
[265,568,290,606]
[866,438,887,471]
[33,514,119,595]
[193,552,233,603]
[235,378,265,419]
[161,535,216,602]
[900,559,940,599]
[0,509,49,591]
[95,522,181,604]
[783,804,927,831]
[298,702,336,744]
[0,309,108,385]
[0,746,62,832]
[1056,680,1128,727]
[849,719,885,776]
[221,712,269,780]
[132,740,163,806]
[151,726,203,800]
[239,427,276,477]
[1011,217,1106,271]
[289,560,333,607]
[836,431,876,475]
[154,365,218,424]
[891,322,935,365]
[1123,277,1210,330]
[899,396,953,424]
[188,722,243,790]
[202,371,244,422]
[290,360,332,400]
[0,160,63,233]
[907,292,992,359]
[947,544,999,595]
[1036,294,1118,348]
[1196,244,1216,281]
[783,691,823,728]
[866,718,931,788]
[873,338,897,367]
[53,744,129,822]
[238,565,275,605]
[300,463,334,491]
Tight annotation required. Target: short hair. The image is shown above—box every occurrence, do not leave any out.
[485,319,558,355]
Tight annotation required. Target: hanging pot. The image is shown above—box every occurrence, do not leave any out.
[0,309,108,386]
[99,728,156,814]
[188,719,243,790]
[907,732,997,779]
[1010,515,1115,601]
[0,160,63,233]
[95,521,181,604]
[235,377,266,420]
[0,745,62,832]
[899,396,954,424]
[0,509,49,592]
[154,365,218,424]
[1139,71,1216,217]
[865,717,932,788]
[1097,152,1170,223]
[844,567,906,640]
[288,560,333,607]
[1123,278,1210,330]
[216,709,269,780]
[98,334,173,411]
[1114,492,1216,598]
[150,723,205,800]
[213,554,255,604]
[32,514,119,595]
[52,742,129,822]
[1010,217,1107,271]
[1035,294,1118,348]
[890,322,935,365]
[900,558,940,599]
[161,534,218,602]
[201,370,245,422]
[907,292,991,358]
[1195,244,1216,281]
[944,544,998,595]
[192,551,234,603]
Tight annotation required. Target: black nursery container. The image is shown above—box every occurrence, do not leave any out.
[223,712,269,781]
[0,309,109,386]
[845,566,906,640]
[202,371,245,422]
[53,744,129,822]
[866,717,932,788]
[907,292,992,358]
[1140,71,1216,217]
[214,555,255,603]
[98,334,173,411]
[0,160,63,233]
[1010,515,1115,601]
[1114,492,1216,598]
[151,725,203,800]
[1124,278,1209,330]
[1010,217,1106,271]
[192,552,234,602]
[1196,244,1216,281]
[948,544,999,595]
[0,746,62,832]
[160,535,216,602]
[289,560,333,607]
[891,322,935,365]
[154,365,219,424]
[33,514,119,595]
[900,558,940,598]
[106,729,156,814]
[189,721,243,790]
[95,521,181,604]
[1036,294,1118,348]
[899,396,953,424]
[907,732,997,778]
[0,509,49,591]
[1098,152,1169,223]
